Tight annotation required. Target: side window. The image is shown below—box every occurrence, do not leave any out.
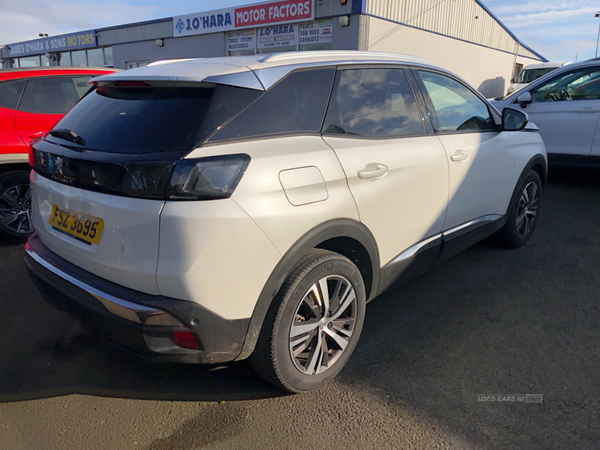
[418,71,494,132]
[322,68,425,137]
[530,67,600,102]
[210,69,335,142]
[18,76,91,114]
[0,80,26,110]
[72,76,94,98]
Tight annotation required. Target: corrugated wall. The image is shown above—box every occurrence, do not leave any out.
[97,19,173,46]
[365,0,540,59]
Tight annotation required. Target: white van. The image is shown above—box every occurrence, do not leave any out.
[507,61,570,95]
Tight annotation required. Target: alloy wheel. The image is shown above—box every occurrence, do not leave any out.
[0,184,33,235]
[516,181,539,239]
[289,275,357,375]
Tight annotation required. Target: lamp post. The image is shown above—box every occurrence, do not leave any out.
[596,12,600,58]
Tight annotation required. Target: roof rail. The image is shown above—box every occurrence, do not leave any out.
[259,50,434,65]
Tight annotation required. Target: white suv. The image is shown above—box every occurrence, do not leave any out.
[25,52,547,392]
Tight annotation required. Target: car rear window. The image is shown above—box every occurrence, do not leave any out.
[48,83,261,153]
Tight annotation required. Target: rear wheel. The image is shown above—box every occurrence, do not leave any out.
[250,250,366,392]
[0,171,33,240]
[496,170,542,248]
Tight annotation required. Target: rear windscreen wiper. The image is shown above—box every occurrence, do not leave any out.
[47,129,87,146]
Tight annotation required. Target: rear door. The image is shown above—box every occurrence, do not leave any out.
[321,67,449,272]
[0,79,27,158]
[15,75,93,146]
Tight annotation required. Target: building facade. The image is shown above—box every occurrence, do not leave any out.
[0,0,545,98]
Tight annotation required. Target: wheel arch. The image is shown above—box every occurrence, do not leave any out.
[236,218,380,361]
[523,154,547,187]
[0,163,30,177]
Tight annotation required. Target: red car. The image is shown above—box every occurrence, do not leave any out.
[0,66,116,238]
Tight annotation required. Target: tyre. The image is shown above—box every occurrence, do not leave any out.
[496,170,543,248]
[250,249,366,393]
[0,171,33,240]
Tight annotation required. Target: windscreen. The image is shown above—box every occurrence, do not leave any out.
[517,68,557,83]
[48,83,261,153]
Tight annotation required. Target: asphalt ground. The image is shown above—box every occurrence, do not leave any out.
[0,167,599,450]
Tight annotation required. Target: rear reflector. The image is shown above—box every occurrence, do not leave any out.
[173,331,201,350]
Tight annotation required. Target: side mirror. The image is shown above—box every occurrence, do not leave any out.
[517,91,532,108]
[503,107,529,132]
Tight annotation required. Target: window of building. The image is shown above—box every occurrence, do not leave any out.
[19,56,41,67]
[418,71,494,132]
[103,47,113,67]
[323,68,425,137]
[87,48,104,67]
[71,50,87,66]
[210,68,336,142]
[298,20,333,52]
[59,52,71,66]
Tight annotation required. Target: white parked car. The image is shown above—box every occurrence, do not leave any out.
[492,58,600,167]
[25,52,547,392]
[506,61,569,96]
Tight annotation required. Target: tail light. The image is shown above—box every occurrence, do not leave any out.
[32,146,250,201]
[28,136,44,167]
[168,154,250,200]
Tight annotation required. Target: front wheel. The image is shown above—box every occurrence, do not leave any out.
[495,170,543,248]
[250,250,366,392]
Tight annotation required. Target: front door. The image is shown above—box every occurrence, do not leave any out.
[415,70,515,232]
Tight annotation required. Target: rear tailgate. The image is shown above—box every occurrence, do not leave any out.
[31,172,164,295]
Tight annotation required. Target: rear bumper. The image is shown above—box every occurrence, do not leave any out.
[25,234,250,364]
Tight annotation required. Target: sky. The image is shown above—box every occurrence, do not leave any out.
[0,0,597,62]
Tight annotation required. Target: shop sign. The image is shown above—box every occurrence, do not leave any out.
[257,24,298,49]
[299,20,333,45]
[173,0,314,37]
[7,30,97,57]
[227,29,257,52]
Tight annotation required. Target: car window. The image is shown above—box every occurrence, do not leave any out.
[19,76,92,114]
[517,68,557,83]
[51,83,260,153]
[322,68,425,137]
[72,76,93,98]
[418,71,494,132]
[209,69,335,142]
[0,80,26,110]
[530,67,600,102]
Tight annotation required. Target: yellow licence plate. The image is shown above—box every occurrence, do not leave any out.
[49,204,104,245]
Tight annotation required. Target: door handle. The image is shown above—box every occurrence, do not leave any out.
[357,163,388,180]
[450,150,469,162]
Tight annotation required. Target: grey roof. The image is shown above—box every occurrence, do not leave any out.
[91,51,437,90]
